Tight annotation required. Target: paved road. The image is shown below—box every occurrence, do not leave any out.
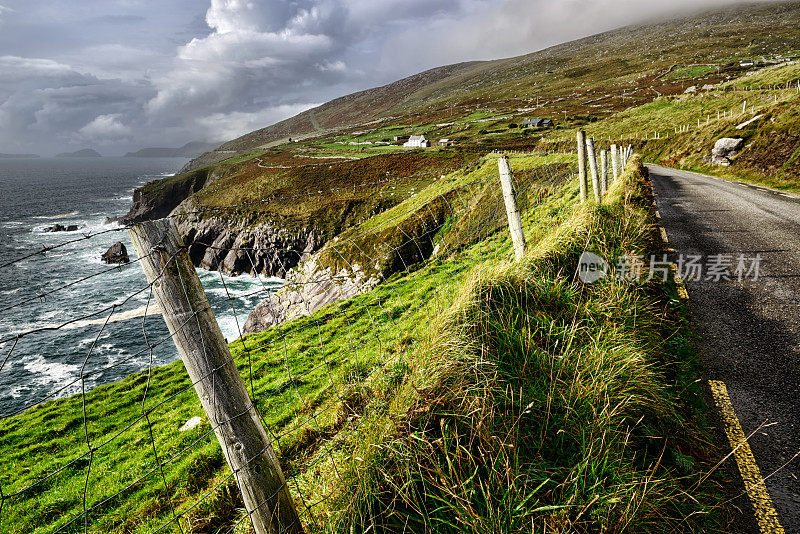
[649,164,800,532]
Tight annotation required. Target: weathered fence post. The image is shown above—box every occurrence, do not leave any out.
[577,130,588,203]
[610,144,619,181]
[498,157,526,261]
[600,149,608,197]
[586,137,601,202]
[129,219,302,534]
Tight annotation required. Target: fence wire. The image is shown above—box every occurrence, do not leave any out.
[0,153,576,533]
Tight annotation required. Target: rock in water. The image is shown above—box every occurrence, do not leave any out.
[711,137,745,166]
[102,242,130,264]
[44,223,80,232]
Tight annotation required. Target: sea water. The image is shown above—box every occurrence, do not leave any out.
[0,157,278,417]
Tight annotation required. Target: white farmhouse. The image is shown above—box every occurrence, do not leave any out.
[404,135,430,148]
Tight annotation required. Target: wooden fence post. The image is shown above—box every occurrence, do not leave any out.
[610,144,619,181]
[498,157,527,261]
[129,219,302,534]
[600,149,608,197]
[577,130,588,203]
[586,137,601,203]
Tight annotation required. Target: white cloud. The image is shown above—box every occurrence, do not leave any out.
[145,0,347,123]
[77,114,132,141]
[143,0,484,135]
[195,103,320,141]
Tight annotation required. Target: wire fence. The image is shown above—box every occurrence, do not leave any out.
[0,152,576,533]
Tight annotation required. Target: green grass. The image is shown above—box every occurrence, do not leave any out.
[544,61,800,192]
[0,155,729,533]
[725,61,800,89]
[663,64,719,81]
[302,157,727,532]
[0,155,575,533]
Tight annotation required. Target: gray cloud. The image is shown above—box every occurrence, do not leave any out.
[0,0,778,155]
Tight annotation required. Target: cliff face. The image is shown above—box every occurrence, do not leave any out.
[116,167,212,224]
[174,210,324,278]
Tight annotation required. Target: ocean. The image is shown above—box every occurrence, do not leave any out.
[0,157,277,417]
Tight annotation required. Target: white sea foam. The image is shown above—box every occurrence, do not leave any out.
[30,211,80,220]
[0,287,23,296]
[8,304,163,335]
[24,355,80,389]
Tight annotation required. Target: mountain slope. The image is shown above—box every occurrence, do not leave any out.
[183,1,800,171]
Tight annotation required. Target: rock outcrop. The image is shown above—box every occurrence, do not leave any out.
[102,242,130,264]
[243,252,381,334]
[44,224,79,232]
[240,188,455,335]
[711,137,745,166]
[175,211,324,278]
[114,167,212,225]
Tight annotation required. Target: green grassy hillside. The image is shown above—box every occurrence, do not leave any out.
[10,3,800,532]
[0,155,731,532]
[160,2,800,234]
[549,61,800,191]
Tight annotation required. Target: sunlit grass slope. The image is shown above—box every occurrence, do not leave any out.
[0,157,726,533]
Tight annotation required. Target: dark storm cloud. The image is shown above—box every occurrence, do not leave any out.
[0,0,777,155]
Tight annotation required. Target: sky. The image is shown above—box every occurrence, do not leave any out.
[0,0,775,156]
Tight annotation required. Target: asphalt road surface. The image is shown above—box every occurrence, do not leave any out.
[649,164,800,532]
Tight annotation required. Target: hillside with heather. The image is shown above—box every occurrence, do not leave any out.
[182,1,800,170]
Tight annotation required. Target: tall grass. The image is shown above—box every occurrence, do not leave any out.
[312,158,723,532]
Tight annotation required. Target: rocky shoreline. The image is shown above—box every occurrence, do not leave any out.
[115,154,446,337]
[116,174,352,335]
[175,210,324,278]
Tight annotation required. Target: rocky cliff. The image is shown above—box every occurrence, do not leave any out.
[243,252,382,334]
[116,167,212,225]
[173,206,325,279]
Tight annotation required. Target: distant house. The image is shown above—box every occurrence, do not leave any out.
[740,60,755,68]
[522,118,553,128]
[404,135,430,148]
[438,138,455,147]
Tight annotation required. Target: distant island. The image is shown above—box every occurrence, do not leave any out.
[55,148,102,158]
[123,141,217,158]
[0,152,40,158]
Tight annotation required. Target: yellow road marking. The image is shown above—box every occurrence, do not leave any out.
[739,183,749,187]
[659,226,669,244]
[669,263,689,299]
[780,193,793,198]
[709,381,785,533]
